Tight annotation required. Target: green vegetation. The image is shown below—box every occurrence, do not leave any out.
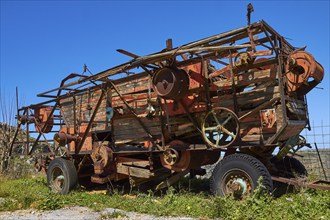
[0,175,329,219]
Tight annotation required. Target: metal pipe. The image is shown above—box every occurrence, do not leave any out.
[314,142,328,180]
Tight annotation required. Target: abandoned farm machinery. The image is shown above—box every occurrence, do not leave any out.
[9,17,328,197]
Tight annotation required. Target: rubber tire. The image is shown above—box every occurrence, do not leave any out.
[283,156,307,177]
[272,156,307,197]
[210,153,273,197]
[47,158,78,194]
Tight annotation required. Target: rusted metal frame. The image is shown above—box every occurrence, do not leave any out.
[129,45,251,66]
[241,35,275,49]
[105,87,115,148]
[266,41,288,145]
[117,49,139,59]
[29,82,108,108]
[206,29,251,47]
[117,49,159,70]
[75,89,105,154]
[29,130,59,133]
[109,80,155,142]
[39,24,254,94]
[213,58,278,78]
[71,44,252,85]
[314,143,328,180]
[72,95,78,135]
[28,75,73,155]
[28,104,58,155]
[179,24,250,49]
[211,57,229,66]
[157,98,166,149]
[163,99,172,134]
[228,51,239,115]
[14,140,55,144]
[258,42,273,51]
[139,65,154,76]
[179,100,202,134]
[114,46,276,88]
[237,35,275,58]
[247,26,257,52]
[271,176,330,191]
[37,73,89,97]
[28,108,54,154]
[9,108,27,156]
[260,23,278,56]
[261,20,294,51]
[202,59,212,111]
[112,51,230,87]
[304,95,311,130]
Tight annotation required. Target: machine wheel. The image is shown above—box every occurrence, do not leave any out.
[47,158,78,194]
[210,154,273,199]
[272,156,307,197]
[283,156,307,177]
[271,156,307,178]
[202,107,239,148]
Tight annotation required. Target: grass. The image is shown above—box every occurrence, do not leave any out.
[0,175,329,219]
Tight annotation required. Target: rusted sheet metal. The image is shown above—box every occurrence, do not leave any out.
[286,51,324,95]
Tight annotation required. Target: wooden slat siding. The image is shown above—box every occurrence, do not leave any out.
[213,86,280,109]
[113,117,189,128]
[212,68,276,89]
[60,89,109,131]
[116,164,154,178]
[112,77,150,97]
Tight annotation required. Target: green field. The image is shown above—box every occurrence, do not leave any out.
[0,175,329,219]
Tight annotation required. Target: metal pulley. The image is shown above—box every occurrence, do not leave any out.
[152,67,189,100]
[234,52,252,67]
[160,140,220,172]
[91,142,113,174]
[286,51,324,95]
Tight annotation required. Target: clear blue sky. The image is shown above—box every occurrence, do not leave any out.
[1,1,329,144]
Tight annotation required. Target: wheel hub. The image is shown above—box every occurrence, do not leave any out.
[54,175,65,189]
[222,169,253,198]
[51,167,65,192]
[227,178,249,195]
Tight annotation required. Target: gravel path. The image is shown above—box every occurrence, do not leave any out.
[0,206,194,220]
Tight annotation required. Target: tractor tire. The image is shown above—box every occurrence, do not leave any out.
[272,156,307,197]
[210,153,273,199]
[47,158,78,194]
[283,156,307,177]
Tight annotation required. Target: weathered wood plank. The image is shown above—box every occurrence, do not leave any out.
[116,164,154,178]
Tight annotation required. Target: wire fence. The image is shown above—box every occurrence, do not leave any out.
[297,122,330,180]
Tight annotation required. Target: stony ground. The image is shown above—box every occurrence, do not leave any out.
[0,206,194,220]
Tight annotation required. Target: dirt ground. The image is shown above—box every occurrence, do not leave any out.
[0,206,194,220]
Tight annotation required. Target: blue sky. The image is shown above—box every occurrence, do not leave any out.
[1,1,329,145]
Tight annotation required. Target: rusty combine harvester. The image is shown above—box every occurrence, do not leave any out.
[10,13,329,196]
